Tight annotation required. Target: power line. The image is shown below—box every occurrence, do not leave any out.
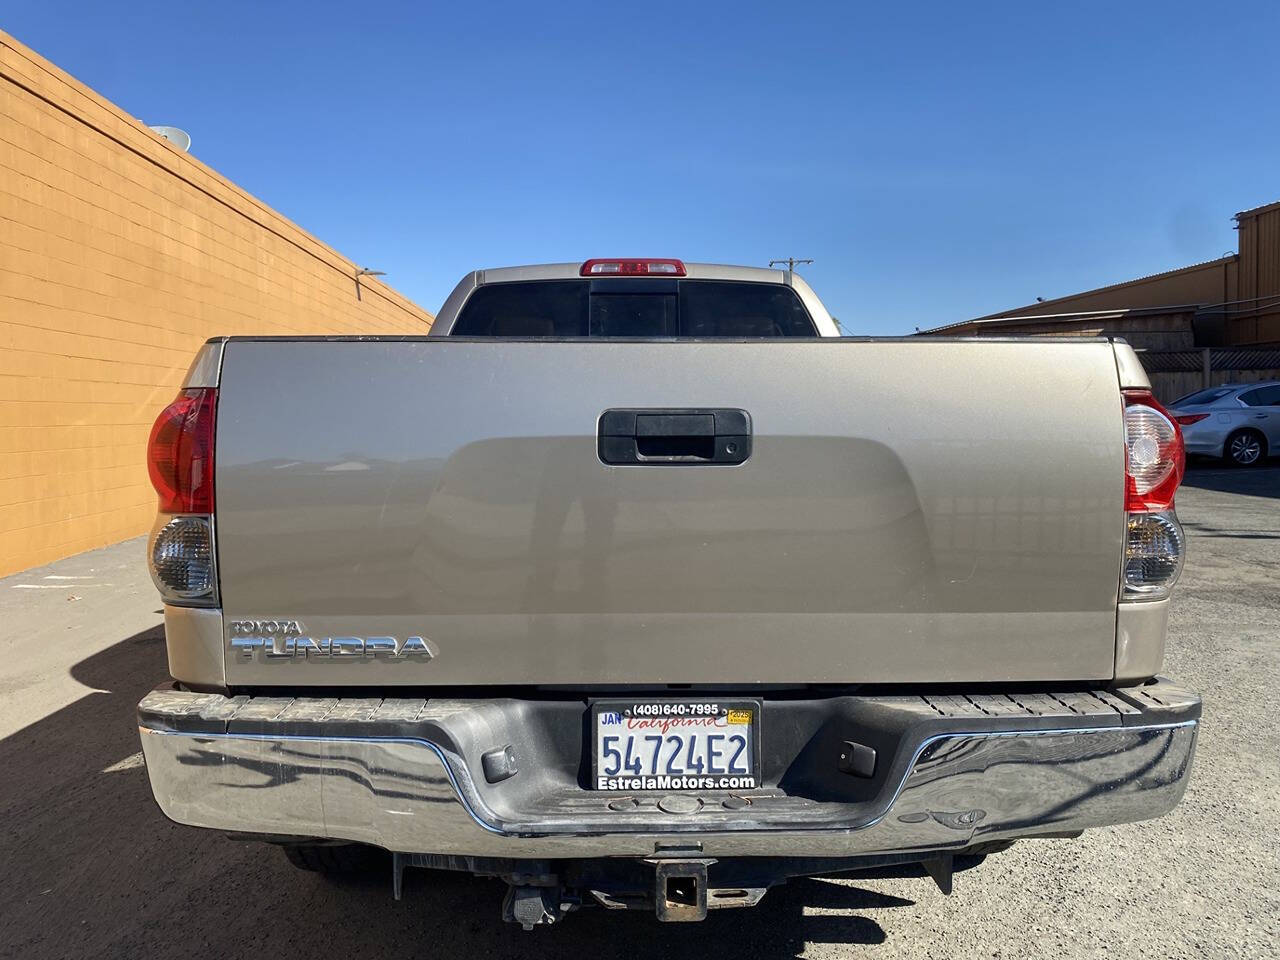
[769,257,814,272]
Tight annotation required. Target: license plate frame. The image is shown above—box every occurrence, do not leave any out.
[589,699,762,792]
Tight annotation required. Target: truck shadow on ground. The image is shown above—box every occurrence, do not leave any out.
[0,626,921,959]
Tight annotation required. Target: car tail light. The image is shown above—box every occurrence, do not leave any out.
[580,259,686,277]
[1124,511,1185,597]
[1122,389,1185,600]
[151,516,216,601]
[1123,390,1183,513]
[147,388,217,605]
[1174,413,1209,426]
[148,388,216,513]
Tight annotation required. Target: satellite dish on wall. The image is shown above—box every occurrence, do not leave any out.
[149,125,192,152]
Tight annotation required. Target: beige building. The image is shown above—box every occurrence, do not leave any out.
[0,31,433,577]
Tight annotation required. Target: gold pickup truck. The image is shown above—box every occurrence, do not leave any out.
[137,260,1199,927]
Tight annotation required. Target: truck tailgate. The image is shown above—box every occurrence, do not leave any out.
[214,338,1126,686]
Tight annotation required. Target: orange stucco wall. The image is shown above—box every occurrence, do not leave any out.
[0,32,433,577]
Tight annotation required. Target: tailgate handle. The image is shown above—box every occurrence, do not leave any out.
[598,409,751,465]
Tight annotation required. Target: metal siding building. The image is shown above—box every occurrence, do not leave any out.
[1232,200,1280,345]
[921,201,1279,349]
[918,202,1280,402]
[920,257,1237,350]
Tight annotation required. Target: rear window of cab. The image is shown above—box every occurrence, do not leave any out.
[450,279,818,337]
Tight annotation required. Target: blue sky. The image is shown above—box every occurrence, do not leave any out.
[8,1,1278,333]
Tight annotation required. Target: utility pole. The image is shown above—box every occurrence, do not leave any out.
[769,257,813,273]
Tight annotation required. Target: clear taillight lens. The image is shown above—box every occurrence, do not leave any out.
[150,516,216,604]
[1124,511,1184,599]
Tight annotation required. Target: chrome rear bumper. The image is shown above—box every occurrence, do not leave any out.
[138,681,1199,859]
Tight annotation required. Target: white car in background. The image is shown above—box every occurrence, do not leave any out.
[1169,381,1280,466]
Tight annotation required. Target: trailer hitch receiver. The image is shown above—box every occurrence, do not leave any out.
[652,858,716,922]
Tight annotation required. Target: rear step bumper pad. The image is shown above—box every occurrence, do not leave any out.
[137,680,1199,858]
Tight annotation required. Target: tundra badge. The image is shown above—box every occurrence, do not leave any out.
[228,620,436,661]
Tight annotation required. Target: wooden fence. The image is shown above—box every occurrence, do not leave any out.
[1136,348,1280,404]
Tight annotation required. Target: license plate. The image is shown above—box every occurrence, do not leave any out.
[591,700,760,791]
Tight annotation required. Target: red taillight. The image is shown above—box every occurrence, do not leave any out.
[1123,389,1184,512]
[1175,413,1209,426]
[147,388,217,513]
[580,258,686,277]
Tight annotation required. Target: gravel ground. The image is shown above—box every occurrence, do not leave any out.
[0,464,1276,959]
